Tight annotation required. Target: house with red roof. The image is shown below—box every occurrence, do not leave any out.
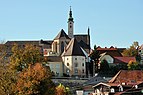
[97,47,136,66]
[97,46,123,57]
[92,70,143,95]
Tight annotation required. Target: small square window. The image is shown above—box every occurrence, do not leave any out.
[67,58,68,60]
[75,58,77,60]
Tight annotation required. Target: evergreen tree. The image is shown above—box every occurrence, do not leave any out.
[90,45,100,73]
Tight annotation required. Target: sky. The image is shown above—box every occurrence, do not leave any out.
[0,0,143,48]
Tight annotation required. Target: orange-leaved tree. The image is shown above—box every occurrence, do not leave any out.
[15,63,55,95]
[127,60,139,70]
[56,83,71,95]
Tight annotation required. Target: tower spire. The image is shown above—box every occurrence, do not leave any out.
[68,6,74,38]
[88,27,90,36]
[87,27,90,53]
[68,6,73,22]
[69,6,72,18]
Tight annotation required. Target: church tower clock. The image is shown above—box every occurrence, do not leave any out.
[68,7,74,38]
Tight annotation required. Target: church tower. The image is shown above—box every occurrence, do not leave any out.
[68,6,74,38]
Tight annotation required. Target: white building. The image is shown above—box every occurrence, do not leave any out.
[62,38,87,77]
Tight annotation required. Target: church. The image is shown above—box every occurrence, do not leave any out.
[5,7,91,78]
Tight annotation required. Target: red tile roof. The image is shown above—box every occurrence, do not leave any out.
[114,92,125,95]
[109,70,143,85]
[97,46,118,51]
[114,57,136,64]
[96,47,122,57]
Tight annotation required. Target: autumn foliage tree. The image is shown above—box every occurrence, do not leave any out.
[10,44,44,71]
[15,63,55,95]
[56,84,71,95]
[127,60,139,70]
[123,41,141,62]
[8,44,55,94]
[0,44,17,95]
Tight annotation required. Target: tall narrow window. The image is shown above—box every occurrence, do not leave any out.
[82,63,84,67]
[75,69,78,74]
[61,41,64,53]
[75,63,78,67]
[66,69,70,75]
[82,69,84,73]
[67,63,69,66]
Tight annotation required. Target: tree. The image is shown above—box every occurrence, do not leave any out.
[10,44,44,72]
[0,65,16,95]
[108,63,128,76]
[56,83,71,95]
[122,41,141,62]
[127,60,139,70]
[89,45,100,73]
[15,63,55,95]
[0,44,16,95]
[100,60,110,73]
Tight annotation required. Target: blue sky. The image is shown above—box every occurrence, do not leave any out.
[0,0,143,48]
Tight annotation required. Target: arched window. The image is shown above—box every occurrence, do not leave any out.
[82,63,84,67]
[61,41,64,53]
[53,42,57,52]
